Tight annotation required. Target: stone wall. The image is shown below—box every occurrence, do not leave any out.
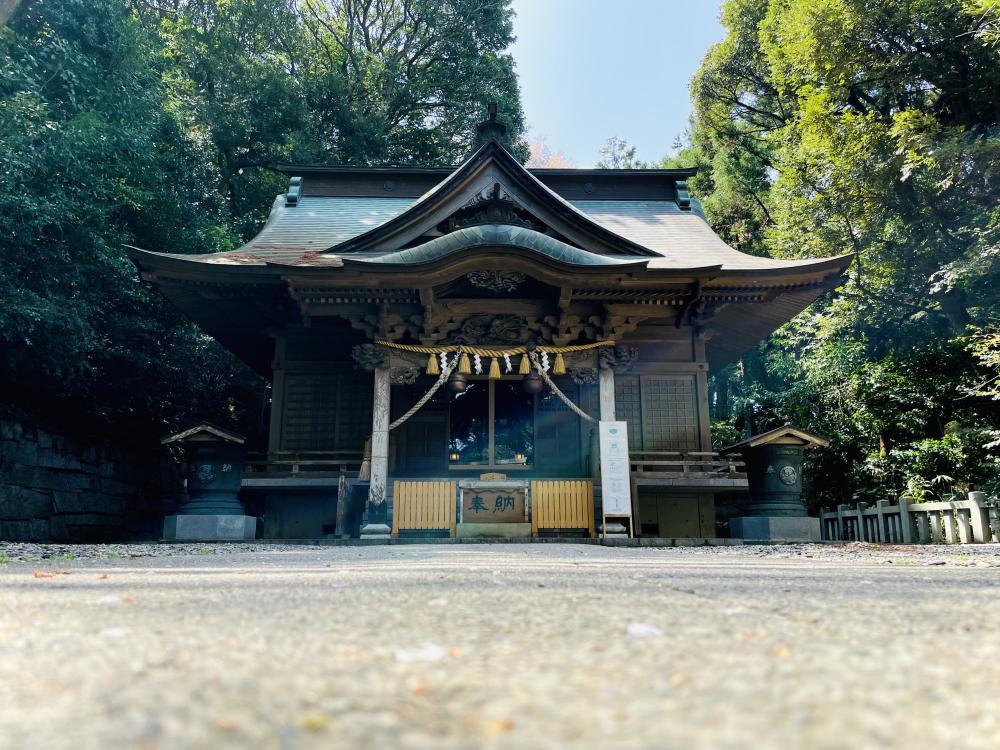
[0,420,181,541]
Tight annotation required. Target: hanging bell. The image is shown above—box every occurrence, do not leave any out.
[448,370,468,394]
[522,370,543,395]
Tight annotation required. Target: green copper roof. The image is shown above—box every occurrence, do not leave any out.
[344,224,648,267]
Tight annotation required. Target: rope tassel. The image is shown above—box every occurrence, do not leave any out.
[426,352,439,375]
[458,352,472,375]
[553,352,567,376]
[518,354,531,375]
[488,357,501,380]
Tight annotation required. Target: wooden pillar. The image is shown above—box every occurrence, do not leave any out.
[599,366,616,421]
[267,334,287,455]
[361,366,391,539]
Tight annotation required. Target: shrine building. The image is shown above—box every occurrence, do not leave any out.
[128,109,851,541]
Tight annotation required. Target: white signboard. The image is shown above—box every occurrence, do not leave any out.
[599,421,632,519]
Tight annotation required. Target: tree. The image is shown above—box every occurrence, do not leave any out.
[0,0,527,442]
[596,136,648,169]
[526,136,575,168]
[298,0,527,166]
[685,0,1000,500]
[0,0,261,438]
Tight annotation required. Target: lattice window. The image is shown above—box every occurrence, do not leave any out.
[614,375,643,450]
[640,376,699,450]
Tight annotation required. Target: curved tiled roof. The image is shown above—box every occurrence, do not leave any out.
[151,194,845,274]
[342,224,649,268]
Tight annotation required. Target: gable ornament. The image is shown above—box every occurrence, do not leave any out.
[467,270,526,294]
[351,343,389,372]
[450,182,542,231]
[599,345,638,373]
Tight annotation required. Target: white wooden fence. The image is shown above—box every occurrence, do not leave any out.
[819,492,999,544]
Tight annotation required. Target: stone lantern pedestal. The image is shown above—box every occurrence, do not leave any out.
[161,424,256,541]
[723,425,829,543]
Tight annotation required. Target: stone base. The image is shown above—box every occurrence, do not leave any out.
[163,514,257,541]
[456,522,531,540]
[730,516,821,543]
[359,522,391,541]
[600,520,629,539]
[603,537,744,547]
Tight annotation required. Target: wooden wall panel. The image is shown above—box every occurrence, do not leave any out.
[277,369,373,452]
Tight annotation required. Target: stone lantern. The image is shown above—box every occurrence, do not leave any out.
[161,423,256,541]
[722,425,829,542]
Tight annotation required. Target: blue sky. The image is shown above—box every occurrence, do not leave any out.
[509,0,725,167]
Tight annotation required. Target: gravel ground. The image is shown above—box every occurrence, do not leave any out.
[1,542,998,750]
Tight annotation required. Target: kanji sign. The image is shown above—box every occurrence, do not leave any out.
[461,488,526,523]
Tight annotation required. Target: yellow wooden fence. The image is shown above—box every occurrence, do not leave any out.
[391,481,457,537]
[530,480,595,538]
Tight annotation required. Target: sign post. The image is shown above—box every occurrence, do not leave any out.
[599,421,633,538]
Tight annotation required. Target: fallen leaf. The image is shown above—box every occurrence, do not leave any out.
[33,571,56,579]
[773,646,790,659]
[483,718,514,735]
[448,647,462,658]
[299,714,328,732]
[98,574,109,580]
[671,673,688,687]
[409,681,429,695]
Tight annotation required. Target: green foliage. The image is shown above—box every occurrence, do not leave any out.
[690,0,1000,503]
[0,0,525,442]
[596,136,649,169]
[966,327,1000,399]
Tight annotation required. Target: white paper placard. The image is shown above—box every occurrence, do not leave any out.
[599,421,632,518]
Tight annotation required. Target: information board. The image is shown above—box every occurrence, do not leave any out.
[599,421,633,521]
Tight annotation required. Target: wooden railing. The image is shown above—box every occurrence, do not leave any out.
[630,451,747,479]
[245,450,365,476]
[820,492,999,544]
[392,480,457,537]
[530,480,595,538]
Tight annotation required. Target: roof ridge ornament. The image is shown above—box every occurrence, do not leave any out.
[285,176,302,206]
[473,101,511,150]
[676,180,691,211]
[450,182,541,231]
